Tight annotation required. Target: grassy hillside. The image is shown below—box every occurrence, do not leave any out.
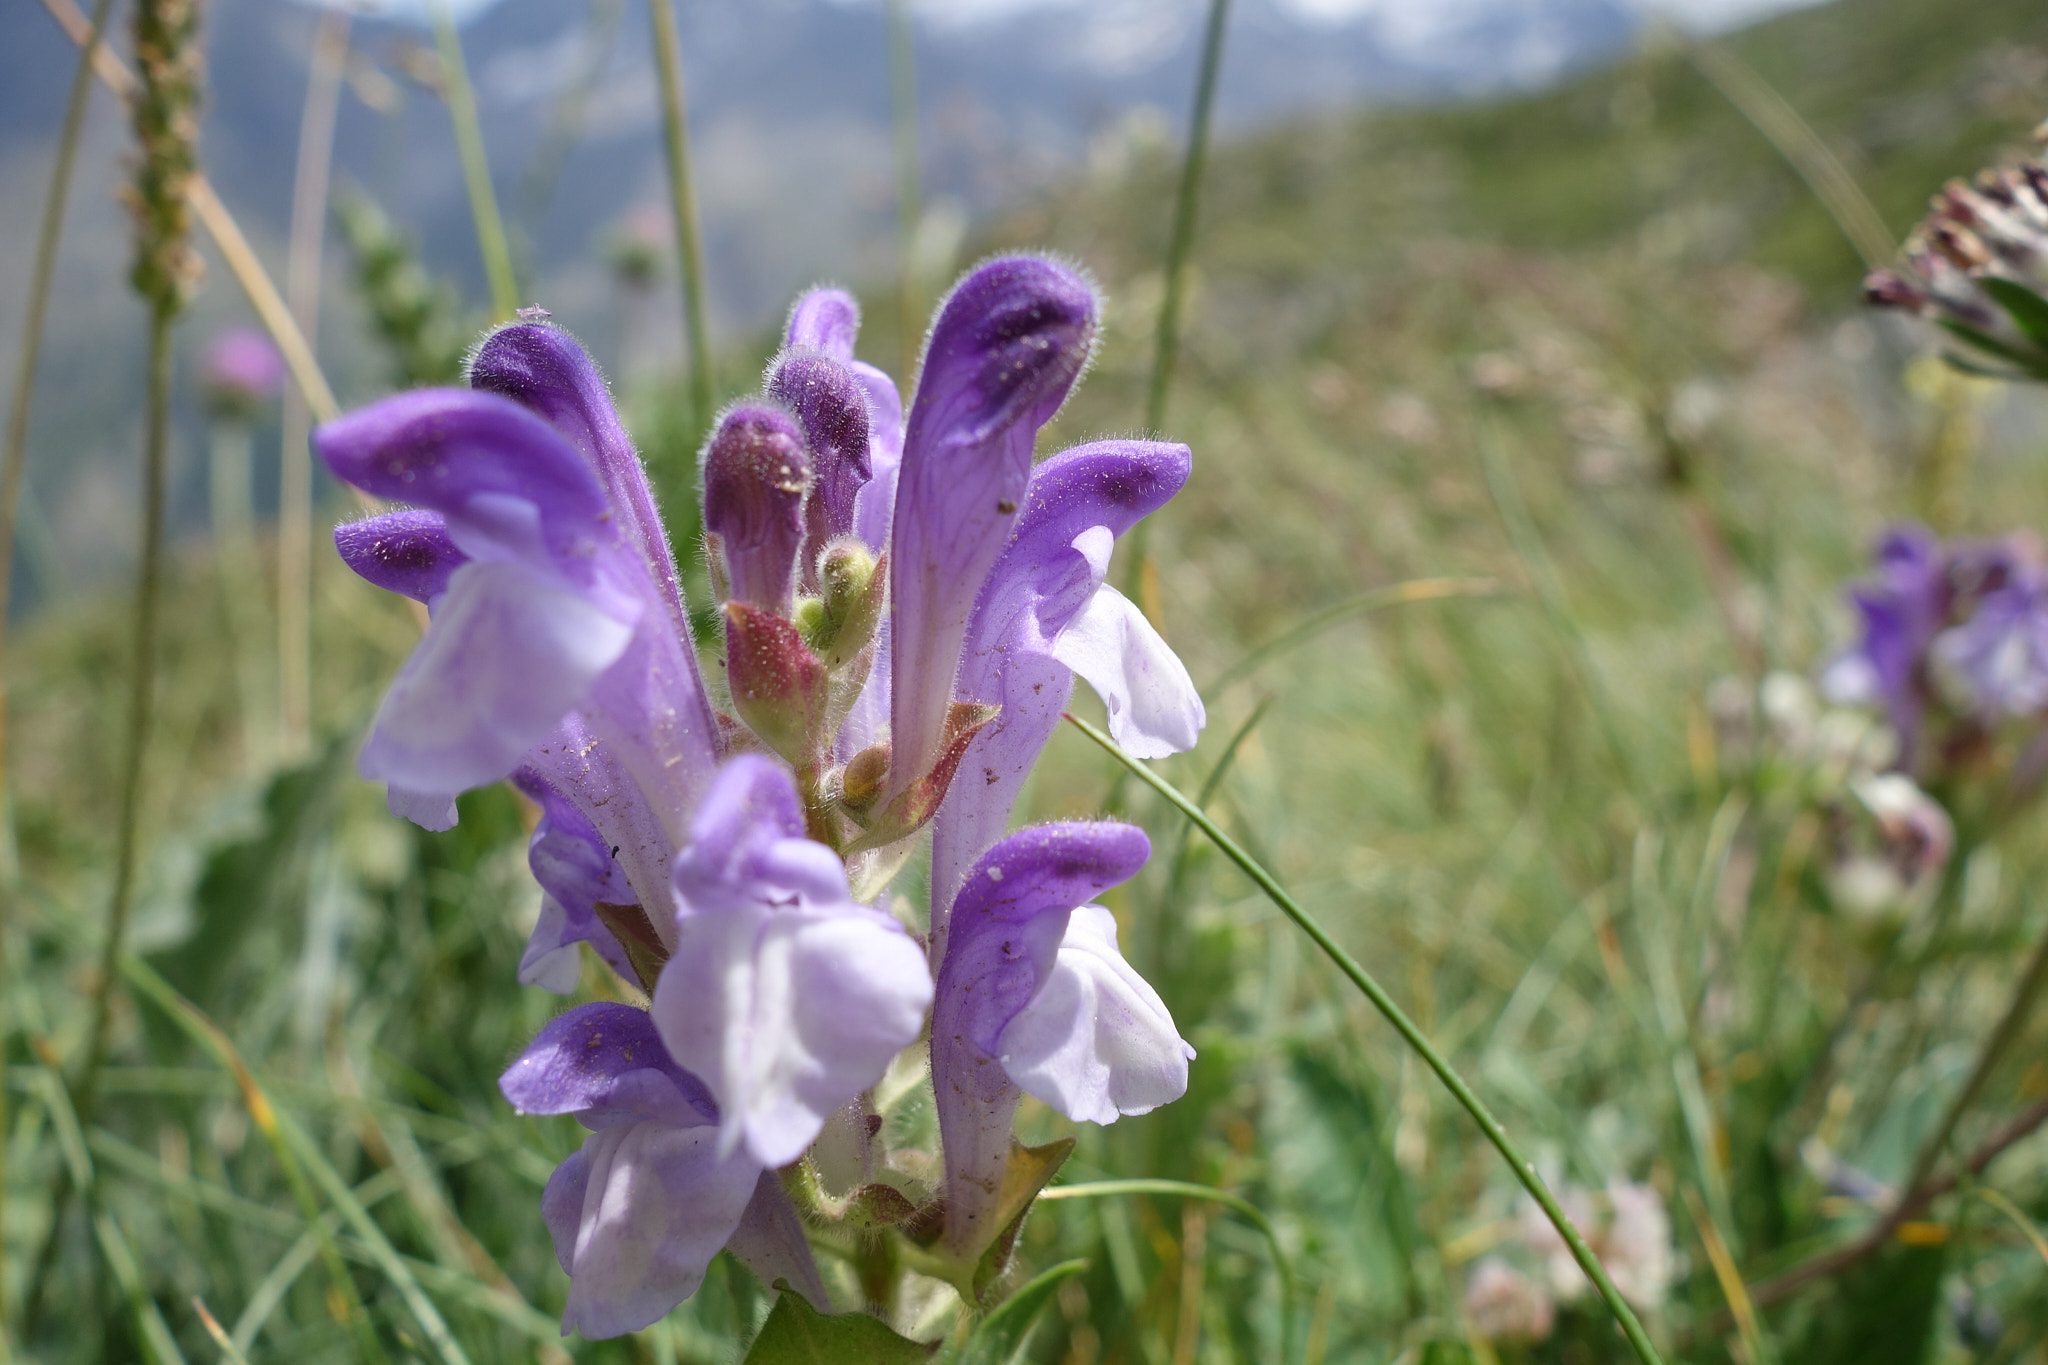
[10,0,2048,1360]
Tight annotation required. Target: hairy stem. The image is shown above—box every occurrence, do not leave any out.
[648,0,714,434]
[1066,713,1666,1365]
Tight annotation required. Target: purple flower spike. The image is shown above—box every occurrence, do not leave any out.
[767,351,872,562]
[652,756,933,1168]
[932,821,1186,1253]
[501,1004,763,1339]
[887,257,1099,810]
[511,772,638,993]
[334,510,466,605]
[702,405,811,612]
[930,440,1199,941]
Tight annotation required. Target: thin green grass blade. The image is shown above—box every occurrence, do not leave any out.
[93,1209,187,1365]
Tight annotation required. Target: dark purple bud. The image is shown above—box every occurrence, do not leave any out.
[1864,269,1925,311]
[702,405,811,612]
[334,509,466,604]
[785,288,860,360]
[767,351,872,566]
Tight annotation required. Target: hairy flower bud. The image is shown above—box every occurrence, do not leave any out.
[723,601,827,765]
[798,540,886,670]
[767,351,872,573]
[703,405,810,613]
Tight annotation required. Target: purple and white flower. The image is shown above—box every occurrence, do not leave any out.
[324,255,1203,1336]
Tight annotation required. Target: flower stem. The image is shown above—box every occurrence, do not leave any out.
[0,0,117,1326]
[647,0,715,434]
[431,0,518,321]
[1123,0,1230,602]
[1065,712,1667,1365]
[277,8,348,761]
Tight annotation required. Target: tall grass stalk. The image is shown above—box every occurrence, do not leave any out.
[431,0,518,321]
[647,0,715,433]
[1066,713,1669,1365]
[0,0,117,1324]
[38,0,342,424]
[277,9,348,761]
[1123,0,1230,603]
[887,0,921,382]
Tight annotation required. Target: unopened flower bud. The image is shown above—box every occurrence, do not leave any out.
[767,351,871,566]
[841,742,889,813]
[801,540,886,669]
[723,601,827,765]
[702,405,810,612]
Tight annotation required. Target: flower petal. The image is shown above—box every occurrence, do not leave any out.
[499,1001,714,1127]
[334,510,466,604]
[929,439,1191,947]
[1051,576,1205,760]
[653,901,932,1168]
[930,820,1149,1251]
[358,558,637,795]
[886,257,1098,809]
[544,1118,760,1339]
[997,905,1192,1124]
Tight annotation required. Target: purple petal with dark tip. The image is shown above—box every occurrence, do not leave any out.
[499,1001,716,1128]
[314,388,615,580]
[334,510,467,604]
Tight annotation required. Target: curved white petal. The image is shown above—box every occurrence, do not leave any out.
[541,1118,760,1339]
[997,904,1193,1125]
[653,906,932,1169]
[1050,581,1205,759]
[361,558,637,794]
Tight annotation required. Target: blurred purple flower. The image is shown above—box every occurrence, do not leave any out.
[199,327,283,421]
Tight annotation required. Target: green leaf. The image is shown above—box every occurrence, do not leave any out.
[742,1286,933,1364]
[973,1136,1075,1302]
[1936,318,2048,378]
[1980,275,2048,348]
[952,1260,1088,1365]
[1789,1242,1946,1365]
